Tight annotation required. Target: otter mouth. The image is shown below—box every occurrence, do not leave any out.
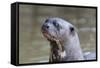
[42,31,56,41]
[42,30,64,52]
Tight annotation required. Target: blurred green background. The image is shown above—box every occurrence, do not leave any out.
[19,4,96,64]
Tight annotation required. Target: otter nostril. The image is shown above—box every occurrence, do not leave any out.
[46,25,49,29]
[43,24,49,29]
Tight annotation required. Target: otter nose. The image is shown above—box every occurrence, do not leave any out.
[42,24,49,31]
[43,24,49,29]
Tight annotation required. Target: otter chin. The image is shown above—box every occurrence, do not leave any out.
[41,31,56,42]
[41,17,96,62]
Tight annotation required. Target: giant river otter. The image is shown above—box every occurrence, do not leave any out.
[41,17,96,62]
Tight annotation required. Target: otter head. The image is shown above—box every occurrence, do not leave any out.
[41,18,76,42]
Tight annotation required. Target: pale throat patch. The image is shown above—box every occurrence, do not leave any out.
[58,50,66,58]
[54,39,66,58]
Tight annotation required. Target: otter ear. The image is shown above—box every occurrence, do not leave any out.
[69,27,75,36]
[69,26,78,36]
[70,27,74,32]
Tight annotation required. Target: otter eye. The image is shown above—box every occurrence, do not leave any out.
[45,19,49,23]
[52,20,61,31]
[53,21,59,28]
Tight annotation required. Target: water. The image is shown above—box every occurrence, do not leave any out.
[19,5,96,64]
[19,27,96,64]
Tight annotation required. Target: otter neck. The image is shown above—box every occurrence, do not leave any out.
[49,40,66,62]
[49,34,84,62]
[63,34,84,61]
